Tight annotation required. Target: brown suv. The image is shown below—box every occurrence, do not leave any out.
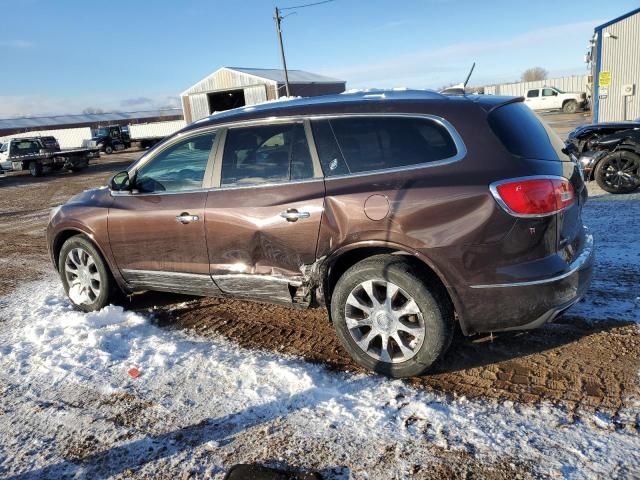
[47,90,594,377]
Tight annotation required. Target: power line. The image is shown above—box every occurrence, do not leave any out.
[274,0,336,96]
[280,0,336,11]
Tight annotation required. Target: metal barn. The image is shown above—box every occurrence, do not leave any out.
[591,7,640,122]
[180,67,346,123]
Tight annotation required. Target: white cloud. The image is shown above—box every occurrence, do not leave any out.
[325,20,601,89]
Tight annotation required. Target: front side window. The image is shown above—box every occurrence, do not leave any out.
[312,117,458,176]
[542,88,556,97]
[221,123,314,186]
[0,143,7,153]
[527,90,540,98]
[135,132,216,193]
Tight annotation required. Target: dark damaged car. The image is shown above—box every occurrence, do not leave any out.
[566,120,640,193]
[47,91,594,377]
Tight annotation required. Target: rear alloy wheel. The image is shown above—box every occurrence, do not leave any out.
[594,150,640,194]
[330,255,453,378]
[59,235,113,311]
[563,100,578,113]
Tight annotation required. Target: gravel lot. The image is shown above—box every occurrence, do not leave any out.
[0,113,638,479]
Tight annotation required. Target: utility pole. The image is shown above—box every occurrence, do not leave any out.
[273,7,291,97]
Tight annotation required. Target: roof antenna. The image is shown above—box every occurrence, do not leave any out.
[439,62,476,95]
[463,62,476,88]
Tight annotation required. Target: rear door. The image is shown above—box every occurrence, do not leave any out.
[524,89,542,109]
[204,121,325,304]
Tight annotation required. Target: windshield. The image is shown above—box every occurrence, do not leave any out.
[94,128,109,137]
[553,87,565,94]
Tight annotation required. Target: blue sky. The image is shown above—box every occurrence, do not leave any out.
[0,0,637,117]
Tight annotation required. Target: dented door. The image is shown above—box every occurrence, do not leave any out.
[204,121,324,303]
[204,181,324,302]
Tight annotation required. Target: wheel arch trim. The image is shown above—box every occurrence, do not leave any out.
[321,240,467,333]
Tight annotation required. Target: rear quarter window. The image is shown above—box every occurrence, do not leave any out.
[488,102,567,161]
[311,116,458,176]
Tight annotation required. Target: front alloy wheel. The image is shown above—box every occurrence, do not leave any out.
[594,151,640,194]
[65,248,102,305]
[59,235,113,311]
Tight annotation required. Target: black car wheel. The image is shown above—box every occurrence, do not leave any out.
[330,254,453,378]
[563,100,578,114]
[104,145,114,154]
[594,150,640,194]
[29,161,43,177]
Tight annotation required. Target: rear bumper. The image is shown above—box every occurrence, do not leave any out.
[458,228,595,334]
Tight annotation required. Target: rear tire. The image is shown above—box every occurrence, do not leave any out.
[58,235,114,312]
[594,150,640,194]
[563,100,578,113]
[29,161,43,177]
[330,255,453,378]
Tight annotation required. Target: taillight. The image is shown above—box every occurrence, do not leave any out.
[490,176,575,216]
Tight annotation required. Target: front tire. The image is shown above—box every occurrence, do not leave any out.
[330,255,453,378]
[104,145,114,155]
[594,151,640,194]
[58,235,114,312]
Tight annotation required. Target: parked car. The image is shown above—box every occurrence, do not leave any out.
[566,121,640,193]
[38,136,61,151]
[47,90,594,378]
[524,87,587,113]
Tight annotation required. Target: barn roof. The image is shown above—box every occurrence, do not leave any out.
[226,67,344,84]
[0,108,183,131]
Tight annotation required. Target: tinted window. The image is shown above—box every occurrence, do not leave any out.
[488,102,566,161]
[312,117,457,176]
[11,140,41,155]
[136,132,215,193]
[221,123,314,186]
[527,90,539,98]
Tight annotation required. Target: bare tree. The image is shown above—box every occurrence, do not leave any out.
[521,67,548,82]
[82,107,104,115]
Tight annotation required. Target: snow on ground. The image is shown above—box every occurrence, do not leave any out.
[569,188,640,323]
[0,188,638,479]
[0,274,638,478]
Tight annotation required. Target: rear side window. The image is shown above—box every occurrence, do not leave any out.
[311,117,458,176]
[527,90,539,98]
[488,102,566,161]
[221,123,314,186]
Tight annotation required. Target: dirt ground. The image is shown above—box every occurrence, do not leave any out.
[0,112,638,477]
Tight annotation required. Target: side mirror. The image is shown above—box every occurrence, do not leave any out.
[109,170,132,191]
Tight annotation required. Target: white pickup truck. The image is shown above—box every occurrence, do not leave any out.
[524,87,587,113]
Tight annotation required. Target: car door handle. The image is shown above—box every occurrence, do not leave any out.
[176,212,200,224]
[280,209,310,222]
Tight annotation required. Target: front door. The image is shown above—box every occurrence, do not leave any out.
[204,121,325,304]
[541,87,561,109]
[108,130,220,295]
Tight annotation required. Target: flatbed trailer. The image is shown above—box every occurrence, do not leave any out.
[0,137,100,177]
